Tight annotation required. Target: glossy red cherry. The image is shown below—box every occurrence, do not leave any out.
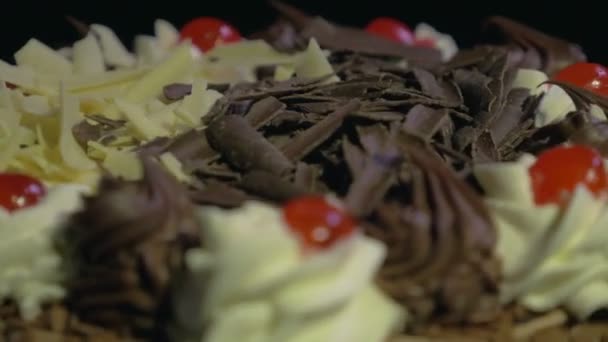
[365,17,414,45]
[0,173,46,212]
[529,145,608,206]
[180,17,241,52]
[553,62,608,97]
[283,196,357,250]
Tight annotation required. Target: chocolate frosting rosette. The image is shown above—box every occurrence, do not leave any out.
[354,144,501,327]
[64,157,201,339]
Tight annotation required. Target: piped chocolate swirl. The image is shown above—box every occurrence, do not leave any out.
[363,145,500,327]
[65,158,201,340]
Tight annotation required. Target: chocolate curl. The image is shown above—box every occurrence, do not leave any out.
[483,16,586,75]
[65,15,90,37]
[244,96,286,128]
[269,0,442,67]
[240,170,308,202]
[206,115,294,175]
[281,99,360,161]
[294,162,321,191]
[163,83,193,101]
[402,105,450,141]
[189,180,256,208]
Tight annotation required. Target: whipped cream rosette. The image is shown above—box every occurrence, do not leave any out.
[0,183,87,320]
[173,199,405,342]
[474,149,608,320]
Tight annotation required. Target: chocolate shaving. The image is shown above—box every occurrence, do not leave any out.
[65,15,90,37]
[488,88,530,145]
[162,83,231,101]
[72,115,125,148]
[244,96,286,128]
[240,170,308,202]
[268,1,442,67]
[472,130,498,163]
[163,83,193,101]
[281,99,360,160]
[189,180,256,207]
[402,105,450,141]
[294,162,320,191]
[249,18,303,52]
[413,68,461,104]
[207,115,294,175]
[482,16,586,75]
[453,69,493,115]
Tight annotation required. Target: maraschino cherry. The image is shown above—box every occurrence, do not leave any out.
[283,196,357,250]
[553,62,608,97]
[0,173,46,212]
[365,17,415,45]
[365,17,437,48]
[529,145,608,206]
[180,17,241,52]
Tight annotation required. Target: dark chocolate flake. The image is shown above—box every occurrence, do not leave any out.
[189,180,256,207]
[402,105,450,141]
[488,88,530,145]
[269,0,442,67]
[281,99,360,161]
[163,83,193,101]
[482,16,586,75]
[240,170,308,202]
[244,96,286,128]
[206,115,294,175]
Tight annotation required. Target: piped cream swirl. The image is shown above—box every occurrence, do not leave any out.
[0,184,86,320]
[475,155,608,319]
[173,201,405,342]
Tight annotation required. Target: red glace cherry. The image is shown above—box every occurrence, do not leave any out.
[553,62,608,97]
[529,145,608,206]
[0,173,46,212]
[180,17,241,52]
[365,17,415,45]
[283,196,356,250]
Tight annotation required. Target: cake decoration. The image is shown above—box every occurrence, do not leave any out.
[481,16,587,75]
[173,200,405,342]
[475,146,608,320]
[1,3,608,340]
[0,183,87,321]
[65,157,201,338]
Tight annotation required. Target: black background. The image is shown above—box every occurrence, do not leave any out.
[1,0,604,64]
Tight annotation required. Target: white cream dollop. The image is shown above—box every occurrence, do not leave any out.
[173,201,405,342]
[414,23,458,62]
[0,184,86,320]
[512,68,605,127]
[474,155,608,320]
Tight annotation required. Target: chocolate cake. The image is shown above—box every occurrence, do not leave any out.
[1,1,608,341]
